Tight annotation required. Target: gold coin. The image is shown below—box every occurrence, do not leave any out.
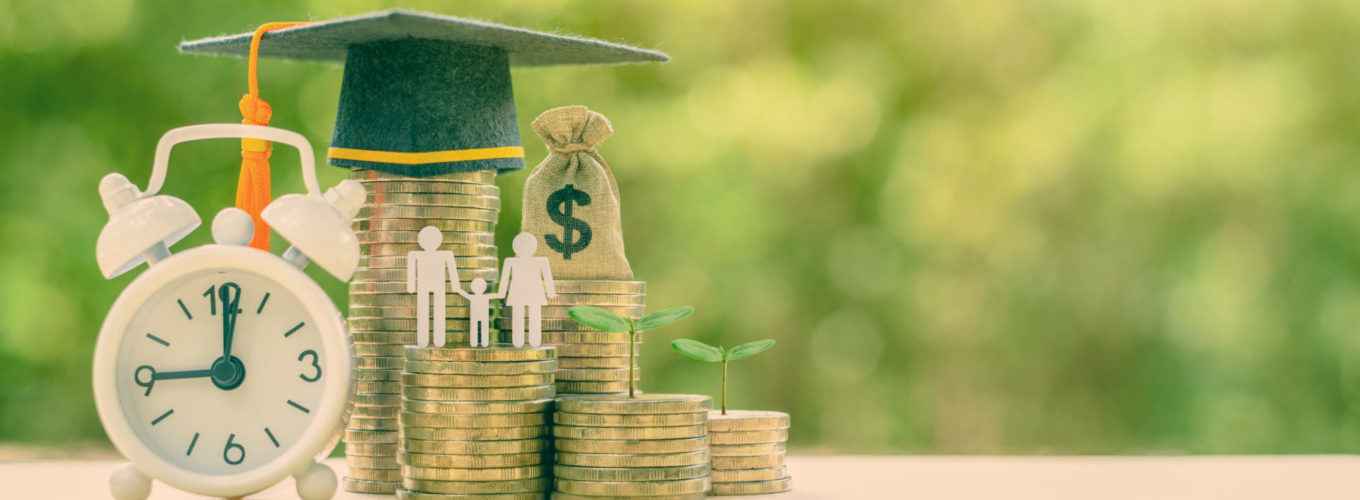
[356,218,495,233]
[351,278,496,293]
[358,206,499,221]
[347,455,401,469]
[352,332,459,345]
[351,393,401,406]
[404,385,555,402]
[554,450,709,468]
[352,368,402,381]
[353,356,404,370]
[359,243,499,258]
[342,477,398,494]
[358,229,497,245]
[501,305,644,318]
[493,318,609,332]
[712,454,784,469]
[359,255,499,271]
[401,425,549,441]
[554,436,709,454]
[401,438,548,455]
[403,464,548,481]
[352,381,402,394]
[554,411,706,428]
[346,466,402,481]
[406,345,556,362]
[709,442,786,457]
[348,294,479,308]
[402,373,555,388]
[708,476,791,495]
[552,464,709,482]
[710,428,788,445]
[710,466,787,483]
[401,477,550,495]
[556,368,637,381]
[551,280,647,295]
[404,359,558,376]
[553,424,706,440]
[555,394,711,414]
[400,398,553,415]
[397,451,549,469]
[544,293,646,306]
[556,380,636,393]
[345,429,399,444]
[556,356,638,369]
[400,411,548,428]
[706,410,791,432]
[354,343,409,357]
[348,416,400,431]
[549,493,705,500]
[349,305,481,317]
[358,180,499,195]
[553,343,641,357]
[365,192,502,209]
[345,442,398,456]
[554,477,710,496]
[353,266,497,282]
[350,168,495,184]
[399,490,542,500]
[533,331,636,344]
[351,405,400,418]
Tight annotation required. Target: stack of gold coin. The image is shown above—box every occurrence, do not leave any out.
[552,394,712,499]
[397,345,557,499]
[495,280,645,396]
[343,168,502,495]
[707,410,791,495]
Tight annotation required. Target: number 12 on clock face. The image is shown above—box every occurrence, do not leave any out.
[116,270,330,474]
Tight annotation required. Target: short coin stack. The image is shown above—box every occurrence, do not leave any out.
[552,394,712,499]
[708,410,792,495]
[344,168,502,494]
[398,346,557,499]
[496,280,646,395]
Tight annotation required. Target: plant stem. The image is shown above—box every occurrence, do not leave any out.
[628,328,636,398]
[721,358,728,415]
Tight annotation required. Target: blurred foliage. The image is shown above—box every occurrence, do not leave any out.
[3,0,1360,455]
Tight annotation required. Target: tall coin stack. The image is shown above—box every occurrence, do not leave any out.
[552,394,712,499]
[398,346,557,499]
[708,411,792,495]
[344,168,502,494]
[496,280,646,395]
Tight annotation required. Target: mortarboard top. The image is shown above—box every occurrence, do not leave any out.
[179,10,668,177]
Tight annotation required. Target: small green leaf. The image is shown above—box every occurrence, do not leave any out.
[568,306,632,332]
[637,306,695,331]
[670,339,724,362]
[726,339,775,361]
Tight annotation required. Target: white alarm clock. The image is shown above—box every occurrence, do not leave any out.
[93,124,365,500]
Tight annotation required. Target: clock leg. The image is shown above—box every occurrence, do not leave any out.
[110,462,151,500]
[295,460,337,500]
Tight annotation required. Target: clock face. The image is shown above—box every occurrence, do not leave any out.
[114,267,331,475]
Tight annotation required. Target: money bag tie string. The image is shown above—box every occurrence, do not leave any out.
[548,143,610,171]
[236,21,311,251]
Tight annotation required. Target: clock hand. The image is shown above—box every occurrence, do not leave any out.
[134,365,214,396]
[219,283,242,361]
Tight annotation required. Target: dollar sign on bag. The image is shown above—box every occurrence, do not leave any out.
[545,184,593,259]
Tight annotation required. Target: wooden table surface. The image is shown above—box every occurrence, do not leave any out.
[2,455,1359,499]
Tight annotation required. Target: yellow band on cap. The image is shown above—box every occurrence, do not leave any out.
[328,146,524,165]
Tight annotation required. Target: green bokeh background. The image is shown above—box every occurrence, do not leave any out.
[4,0,1360,456]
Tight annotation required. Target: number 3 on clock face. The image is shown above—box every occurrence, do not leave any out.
[115,269,329,475]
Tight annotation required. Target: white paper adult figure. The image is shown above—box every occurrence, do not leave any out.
[497,233,558,346]
[456,278,499,347]
[406,226,461,347]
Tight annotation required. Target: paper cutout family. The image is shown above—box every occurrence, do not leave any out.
[407,227,556,348]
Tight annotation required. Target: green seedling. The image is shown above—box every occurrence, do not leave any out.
[567,305,695,397]
[670,338,775,414]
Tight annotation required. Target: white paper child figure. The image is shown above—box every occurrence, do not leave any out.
[496,233,557,347]
[456,278,499,347]
[406,226,461,347]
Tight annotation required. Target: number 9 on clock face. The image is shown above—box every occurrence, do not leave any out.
[94,245,351,493]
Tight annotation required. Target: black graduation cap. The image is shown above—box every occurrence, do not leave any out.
[179,10,668,177]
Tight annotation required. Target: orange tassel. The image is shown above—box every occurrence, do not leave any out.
[237,21,310,250]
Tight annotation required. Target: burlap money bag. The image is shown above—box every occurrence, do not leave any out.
[521,106,633,279]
